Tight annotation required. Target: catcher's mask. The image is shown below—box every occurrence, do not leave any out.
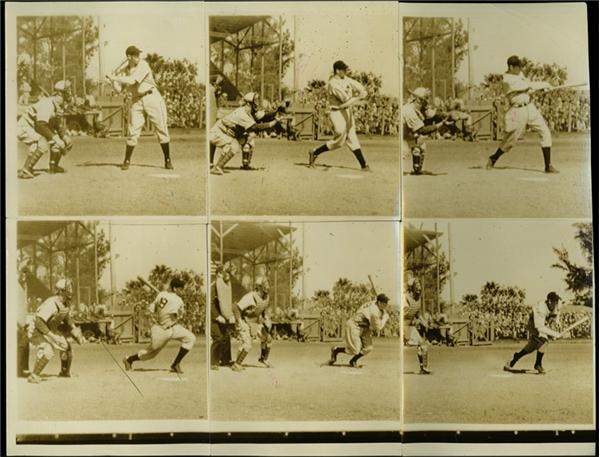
[55,278,73,300]
[54,80,73,103]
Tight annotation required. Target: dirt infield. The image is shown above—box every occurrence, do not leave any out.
[17,129,206,216]
[403,133,592,218]
[209,338,401,422]
[210,136,400,217]
[403,340,594,425]
[18,340,207,421]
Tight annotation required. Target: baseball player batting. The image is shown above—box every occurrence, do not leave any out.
[487,55,557,173]
[123,277,196,374]
[308,60,371,171]
[17,81,74,179]
[105,45,173,171]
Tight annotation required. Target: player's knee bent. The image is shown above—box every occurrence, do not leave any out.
[38,342,54,360]
[361,345,373,355]
[181,333,196,350]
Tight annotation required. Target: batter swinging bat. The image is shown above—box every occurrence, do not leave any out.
[137,276,160,295]
[559,316,590,338]
[532,82,589,93]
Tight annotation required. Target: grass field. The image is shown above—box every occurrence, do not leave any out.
[17,129,206,216]
[211,136,400,217]
[403,340,594,425]
[403,133,592,218]
[209,339,401,422]
[17,340,207,421]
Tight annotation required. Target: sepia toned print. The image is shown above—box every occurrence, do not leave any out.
[9,4,206,217]
[209,221,401,424]
[14,221,208,424]
[403,220,594,427]
[208,6,400,217]
[401,3,592,218]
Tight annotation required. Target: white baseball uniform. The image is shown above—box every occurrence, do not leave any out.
[17,97,62,152]
[209,106,256,155]
[114,59,170,147]
[402,101,426,154]
[343,301,389,355]
[29,295,71,360]
[235,290,267,352]
[136,291,195,361]
[326,76,367,151]
[499,72,552,152]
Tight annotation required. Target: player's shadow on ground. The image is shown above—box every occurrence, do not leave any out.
[403,370,428,375]
[293,162,364,172]
[402,171,448,176]
[222,166,267,173]
[131,367,174,372]
[76,162,166,170]
[468,165,545,174]
[320,363,363,369]
[503,368,542,375]
[240,363,270,369]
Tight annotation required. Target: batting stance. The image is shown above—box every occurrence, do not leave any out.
[309,60,370,171]
[402,87,446,175]
[17,81,74,179]
[487,55,557,173]
[328,293,390,368]
[123,278,196,374]
[26,279,85,383]
[209,92,281,175]
[231,277,271,371]
[504,292,562,374]
[106,45,172,171]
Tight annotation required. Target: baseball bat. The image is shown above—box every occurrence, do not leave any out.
[368,275,378,297]
[112,58,129,76]
[559,315,590,338]
[137,276,160,295]
[532,82,589,93]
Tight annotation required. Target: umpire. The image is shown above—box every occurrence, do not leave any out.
[210,266,235,370]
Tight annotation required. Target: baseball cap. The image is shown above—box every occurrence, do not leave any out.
[507,55,522,67]
[377,293,390,304]
[546,291,561,302]
[126,45,142,56]
[410,87,430,100]
[170,277,185,289]
[54,80,71,91]
[333,60,349,71]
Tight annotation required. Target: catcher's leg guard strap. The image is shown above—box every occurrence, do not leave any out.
[411,146,425,174]
[60,346,73,375]
[242,150,253,168]
[236,349,248,365]
[23,147,45,171]
[33,356,50,376]
[216,147,236,169]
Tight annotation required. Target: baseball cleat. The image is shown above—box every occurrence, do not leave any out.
[27,373,42,384]
[170,364,183,374]
[231,363,244,372]
[419,367,431,375]
[503,363,513,372]
[485,158,495,170]
[210,166,224,175]
[49,165,66,174]
[123,357,132,371]
[165,160,174,170]
[18,168,35,179]
[534,364,546,374]
[258,358,272,368]
[58,371,71,378]
[308,149,316,167]
[361,165,372,172]
[121,161,130,171]
[544,166,559,174]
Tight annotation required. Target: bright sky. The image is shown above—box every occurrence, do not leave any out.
[401,2,589,85]
[281,13,399,96]
[408,221,589,305]
[98,222,207,290]
[294,222,399,303]
[85,12,205,83]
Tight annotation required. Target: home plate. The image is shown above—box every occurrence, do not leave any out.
[336,174,364,180]
[148,173,181,179]
[517,177,549,182]
[157,377,187,382]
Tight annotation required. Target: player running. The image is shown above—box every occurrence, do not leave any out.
[26,279,85,383]
[308,60,371,171]
[123,277,196,374]
[328,293,390,368]
[209,92,282,175]
[17,81,73,179]
[231,277,271,371]
[504,292,562,374]
[105,45,173,171]
[487,55,557,173]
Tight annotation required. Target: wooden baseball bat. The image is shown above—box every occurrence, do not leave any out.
[368,275,378,297]
[559,315,590,338]
[137,276,160,295]
[532,82,589,93]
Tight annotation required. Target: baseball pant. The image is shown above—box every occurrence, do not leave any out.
[343,320,373,356]
[236,319,253,353]
[326,109,361,151]
[521,333,548,354]
[499,103,552,152]
[209,126,242,155]
[126,91,170,147]
[137,324,196,361]
[210,322,232,365]
[17,118,49,154]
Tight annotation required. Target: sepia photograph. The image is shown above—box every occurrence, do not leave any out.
[208,2,400,217]
[401,3,592,218]
[209,221,400,424]
[6,2,206,217]
[403,220,594,426]
[10,220,207,431]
